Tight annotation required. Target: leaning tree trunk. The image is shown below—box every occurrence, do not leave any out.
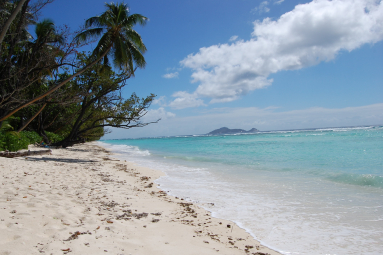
[17,103,47,132]
[51,101,93,148]
[0,45,113,122]
[0,0,29,47]
[52,112,85,148]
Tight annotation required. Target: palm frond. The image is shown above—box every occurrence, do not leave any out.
[74,28,104,45]
[126,14,148,27]
[91,31,113,58]
[98,11,115,28]
[116,3,130,24]
[112,36,130,71]
[122,29,147,53]
[125,39,146,68]
[85,16,104,28]
[35,18,55,38]
[75,2,147,74]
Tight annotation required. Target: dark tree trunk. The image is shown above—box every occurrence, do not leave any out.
[17,103,47,132]
[6,0,29,64]
[0,45,113,122]
[37,112,49,143]
[51,101,88,148]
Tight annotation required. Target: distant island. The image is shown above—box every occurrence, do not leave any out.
[207,127,259,135]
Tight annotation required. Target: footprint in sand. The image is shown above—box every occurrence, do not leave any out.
[13,235,21,240]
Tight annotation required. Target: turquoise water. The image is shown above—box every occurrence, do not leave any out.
[100,126,383,255]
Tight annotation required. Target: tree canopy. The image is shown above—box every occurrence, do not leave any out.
[0,1,157,151]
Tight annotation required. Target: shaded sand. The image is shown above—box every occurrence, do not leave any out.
[0,142,281,255]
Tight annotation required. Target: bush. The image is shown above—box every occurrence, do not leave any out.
[46,131,64,143]
[0,131,30,151]
[0,120,64,151]
[22,131,42,144]
[0,131,43,152]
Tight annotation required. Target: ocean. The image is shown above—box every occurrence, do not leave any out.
[100,126,383,255]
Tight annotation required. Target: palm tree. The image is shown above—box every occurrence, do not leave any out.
[75,2,147,73]
[24,18,65,77]
[33,18,64,48]
[0,2,148,122]
[12,19,64,133]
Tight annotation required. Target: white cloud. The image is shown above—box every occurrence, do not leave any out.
[173,0,383,108]
[274,0,284,4]
[141,107,175,122]
[152,96,167,106]
[229,35,239,42]
[104,103,383,138]
[252,1,271,14]
[168,91,206,109]
[163,72,179,79]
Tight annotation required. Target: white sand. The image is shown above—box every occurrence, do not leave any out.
[0,142,281,255]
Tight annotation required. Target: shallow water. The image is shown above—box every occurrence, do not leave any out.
[101,126,383,255]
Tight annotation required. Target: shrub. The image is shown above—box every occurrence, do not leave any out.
[46,131,64,143]
[0,130,44,152]
[0,131,29,151]
[22,131,42,144]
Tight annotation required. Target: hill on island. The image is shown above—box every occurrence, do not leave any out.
[207,127,259,135]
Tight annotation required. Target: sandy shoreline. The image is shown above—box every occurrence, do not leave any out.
[0,142,281,255]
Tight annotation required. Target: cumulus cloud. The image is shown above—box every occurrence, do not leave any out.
[163,72,179,79]
[229,35,239,42]
[168,91,206,109]
[142,107,176,122]
[171,0,383,108]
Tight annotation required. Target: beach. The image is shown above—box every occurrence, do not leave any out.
[0,142,280,255]
[100,126,383,255]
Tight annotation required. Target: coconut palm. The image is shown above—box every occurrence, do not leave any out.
[33,18,64,48]
[0,2,148,122]
[23,18,65,77]
[75,2,147,73]
[5,19,65,133]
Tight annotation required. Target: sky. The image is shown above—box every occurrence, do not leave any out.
[40,0,383,138]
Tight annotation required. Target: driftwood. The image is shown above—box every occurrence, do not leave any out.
[0,149,52,158]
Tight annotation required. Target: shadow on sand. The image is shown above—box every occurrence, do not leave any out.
[25,157,97,164]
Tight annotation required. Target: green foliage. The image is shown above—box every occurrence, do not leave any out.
[0,120,43,151]
[75,2,147,74]
[0,128,66,151]
[0,2,155,147]
[45,131,64,143]
[22,131,43,144]
[0,131,29,152]
[0,120,20,151]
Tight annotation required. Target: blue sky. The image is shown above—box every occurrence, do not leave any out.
[41,0,383,138]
